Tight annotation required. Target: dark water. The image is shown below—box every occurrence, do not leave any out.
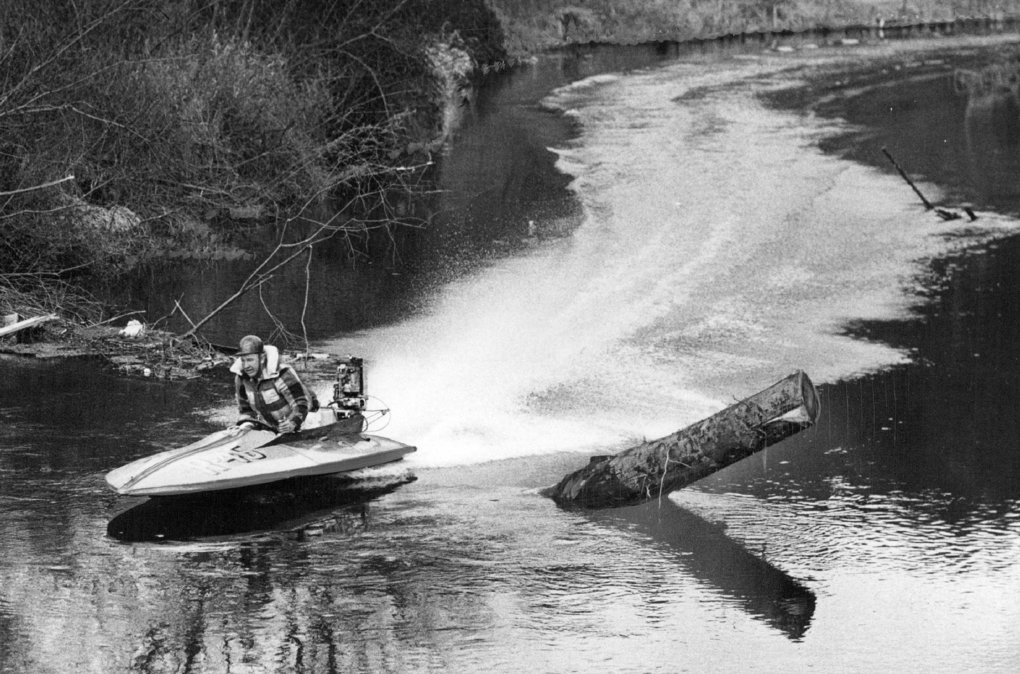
[762,39,1020,504]
[4,33,1020,673]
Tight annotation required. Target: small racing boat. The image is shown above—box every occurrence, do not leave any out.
[105,356,415,497]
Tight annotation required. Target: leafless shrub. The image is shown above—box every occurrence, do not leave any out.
[1,0,505,325]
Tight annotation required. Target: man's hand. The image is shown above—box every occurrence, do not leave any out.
[278,419,299,434]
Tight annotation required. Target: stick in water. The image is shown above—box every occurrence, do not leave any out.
[881,147,934,210]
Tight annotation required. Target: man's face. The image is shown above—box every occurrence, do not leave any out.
[241,353,263,378]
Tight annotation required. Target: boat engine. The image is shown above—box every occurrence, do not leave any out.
[333,356,366,418]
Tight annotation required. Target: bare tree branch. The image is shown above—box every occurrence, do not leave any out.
[0,0,137,113]
[300,244,312,353]
[0,174,75,197]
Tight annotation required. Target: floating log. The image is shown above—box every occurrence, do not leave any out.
[0,313,57,339]
[547,371,820,509]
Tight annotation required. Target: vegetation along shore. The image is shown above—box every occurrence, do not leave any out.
[3,0,1019,372]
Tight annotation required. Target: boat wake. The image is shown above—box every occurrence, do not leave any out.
[320,55,1020,468]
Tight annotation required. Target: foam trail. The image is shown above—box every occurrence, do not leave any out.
[319,57,1017,468]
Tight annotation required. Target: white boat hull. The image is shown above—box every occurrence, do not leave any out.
[105,419,415,496]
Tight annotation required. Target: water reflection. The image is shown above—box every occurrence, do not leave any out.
[107,473,416,542]
[955,59,1020,204]
[589,499,815,641]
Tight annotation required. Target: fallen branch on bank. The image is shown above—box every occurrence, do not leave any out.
[0,313,57,338]
[545,371,820,509]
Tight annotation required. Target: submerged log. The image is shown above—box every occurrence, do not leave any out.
[547,371,820,509]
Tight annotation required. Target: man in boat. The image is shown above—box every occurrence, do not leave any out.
[230,334,315,434]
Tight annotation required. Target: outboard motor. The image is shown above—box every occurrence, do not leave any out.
[333,356,366,418]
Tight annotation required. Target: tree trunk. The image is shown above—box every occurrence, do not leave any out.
[547,371,820,509]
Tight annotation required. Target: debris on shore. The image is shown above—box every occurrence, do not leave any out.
[1,314,352,383]
[0,316,231,380]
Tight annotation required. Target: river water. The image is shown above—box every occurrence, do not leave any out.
[3,32,1020,674]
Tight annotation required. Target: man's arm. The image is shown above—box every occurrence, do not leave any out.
[235,375,259,425]
[278,366,310,428]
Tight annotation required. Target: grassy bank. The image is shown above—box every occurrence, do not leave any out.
[488,0,1020,52]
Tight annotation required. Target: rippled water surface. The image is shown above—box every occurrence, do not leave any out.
[4,33,1020,673]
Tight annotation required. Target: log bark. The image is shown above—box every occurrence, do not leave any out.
[547,371,820,509]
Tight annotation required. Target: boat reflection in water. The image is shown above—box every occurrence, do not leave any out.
[589,499,816,641]
[107,472,416,542]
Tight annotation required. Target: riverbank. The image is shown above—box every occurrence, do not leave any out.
[0,0,499,320]
[0,316,355,385]
[491,0,1020,52]
[0,319,231,379]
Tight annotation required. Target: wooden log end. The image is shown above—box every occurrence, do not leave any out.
[797,370,821,425]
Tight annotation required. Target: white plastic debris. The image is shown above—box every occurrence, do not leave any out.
[120,319,145,338]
